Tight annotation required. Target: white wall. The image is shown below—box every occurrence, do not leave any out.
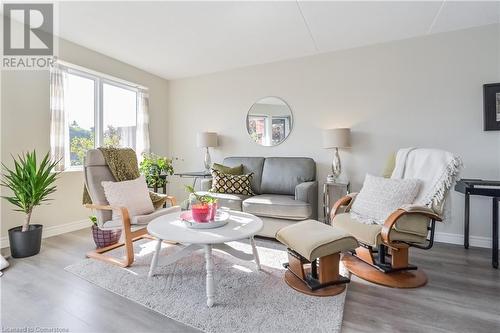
[1,37,170,241]
[167,24,500,247]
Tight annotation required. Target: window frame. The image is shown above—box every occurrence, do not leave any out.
[58,62,145,171]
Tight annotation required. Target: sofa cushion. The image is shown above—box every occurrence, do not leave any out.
[242,194,312,220]
[260,157,316,195]
[196,191,250,211]
[223,157,265,194]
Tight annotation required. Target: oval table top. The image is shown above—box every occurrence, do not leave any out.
[147,210,263,244]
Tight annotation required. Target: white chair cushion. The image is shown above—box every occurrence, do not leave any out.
[102,175,154,221]
[350,174,420,225]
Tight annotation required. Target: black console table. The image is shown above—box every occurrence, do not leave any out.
[454,179,500,268]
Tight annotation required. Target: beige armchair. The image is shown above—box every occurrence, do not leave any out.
[331,149,460,288]
[84,149,179,267]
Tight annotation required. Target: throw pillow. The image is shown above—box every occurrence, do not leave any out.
[102,175,155,221]
[350,174,420,225]
[210,169,254,195]
[212,163,244,175]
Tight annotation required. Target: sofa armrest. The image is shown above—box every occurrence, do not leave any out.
[294,181,318,219]
[200,178,213,191]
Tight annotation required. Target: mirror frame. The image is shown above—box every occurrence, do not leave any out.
[245,96,294,147]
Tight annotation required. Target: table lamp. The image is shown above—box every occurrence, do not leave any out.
[197,132,218,172]
[322,128,351,182]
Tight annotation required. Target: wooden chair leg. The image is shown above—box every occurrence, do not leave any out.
[86,208,145,268]
[86,233,152,268]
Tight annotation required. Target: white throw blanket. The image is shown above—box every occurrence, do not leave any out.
[391,148,462,213]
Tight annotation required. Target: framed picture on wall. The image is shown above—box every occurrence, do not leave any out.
[483,83,500,131]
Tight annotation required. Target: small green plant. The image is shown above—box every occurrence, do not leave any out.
[1,151,59,232]
[185,185,217,204]
[89,216,98,226]
[139,153,176,188]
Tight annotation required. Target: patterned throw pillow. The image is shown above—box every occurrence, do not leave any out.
[210,169,254,195]
[350,174,420,225]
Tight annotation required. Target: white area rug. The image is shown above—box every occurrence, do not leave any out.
[65,239,347,333]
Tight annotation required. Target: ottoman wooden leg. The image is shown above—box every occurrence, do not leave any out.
[287,252,306,280]
[319,253,340,284]
[284,252,349,297]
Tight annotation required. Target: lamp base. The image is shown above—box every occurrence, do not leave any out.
[203,147,212,172]
[331,147,341,179]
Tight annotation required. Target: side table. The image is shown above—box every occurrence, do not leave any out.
[174,171,212,189]
[323,181,349,223]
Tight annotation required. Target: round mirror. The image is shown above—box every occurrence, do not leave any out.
[246,97,293,146]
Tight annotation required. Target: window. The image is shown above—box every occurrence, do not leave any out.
[54,63,147,169]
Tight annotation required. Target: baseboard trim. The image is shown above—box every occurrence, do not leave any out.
[0,219,89,249]
[434,232,492,249]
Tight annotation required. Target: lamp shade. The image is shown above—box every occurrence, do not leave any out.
[197,132,218,148]
[322,128,351,149]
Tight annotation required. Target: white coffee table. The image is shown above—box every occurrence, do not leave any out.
[147,210,263,307]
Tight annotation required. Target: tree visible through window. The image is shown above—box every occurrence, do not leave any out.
[63,68,140,168]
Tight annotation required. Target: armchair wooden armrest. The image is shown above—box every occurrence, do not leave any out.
[381,206,442,245]
[84,203,131,228]
[165,195,177,206]
[153,194,177,206]
[330,193,358,221]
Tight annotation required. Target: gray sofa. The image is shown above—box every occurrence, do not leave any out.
[200,157,318,238]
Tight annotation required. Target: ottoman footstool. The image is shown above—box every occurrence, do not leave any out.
[276,220,358,296]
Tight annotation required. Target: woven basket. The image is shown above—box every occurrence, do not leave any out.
[91,225,122,248]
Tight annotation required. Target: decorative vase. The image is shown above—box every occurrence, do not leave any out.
[8,224,43,258]
[91,225,122,248]
[191,204,211,222]
[208,202,218,221]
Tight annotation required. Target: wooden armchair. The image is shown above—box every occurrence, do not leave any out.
[331,196,442,288]
[84,149,179,267]
[330,149,461,288]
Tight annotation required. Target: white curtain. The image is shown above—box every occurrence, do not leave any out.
[49,64,66,171]
[135,89,151,160]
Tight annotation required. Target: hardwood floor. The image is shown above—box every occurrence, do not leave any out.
[1,229,499,333]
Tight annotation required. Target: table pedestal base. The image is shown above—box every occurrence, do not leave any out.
[148,237,261,307]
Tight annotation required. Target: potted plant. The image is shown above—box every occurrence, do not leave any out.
[139,153,176,190]
[1,151,59,258]
[89,215,122,248]
[185,185,218,222]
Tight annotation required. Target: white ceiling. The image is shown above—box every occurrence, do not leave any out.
[57,1,500,80]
